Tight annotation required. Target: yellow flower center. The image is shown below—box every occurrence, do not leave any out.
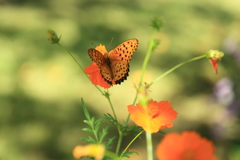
[182,150,195,160]
[147,105,159,118]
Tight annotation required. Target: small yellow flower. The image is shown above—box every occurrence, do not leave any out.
[73,144,105,160]
[206,50,224,61]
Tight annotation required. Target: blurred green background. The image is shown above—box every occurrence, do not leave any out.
[1,0,240,160]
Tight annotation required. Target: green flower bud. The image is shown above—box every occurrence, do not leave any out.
[47,29,61,44]
[151,17,164,31]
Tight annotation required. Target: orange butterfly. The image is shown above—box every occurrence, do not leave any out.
[88,39,139,85]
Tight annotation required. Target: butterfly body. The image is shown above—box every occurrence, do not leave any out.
[88,39,138,85]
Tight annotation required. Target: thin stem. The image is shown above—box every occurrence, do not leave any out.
[116,129,123,155]
[105,90,118,124]
[120,131,144,157]
[124,90,138,126]
[105,90,122,155]
[146,132,153,160]
[57,43,85,72]
[149,54,206,87]
[57,43,104,94]
[139,30,156,84]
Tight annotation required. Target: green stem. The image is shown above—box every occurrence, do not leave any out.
[105,90,118,124]
[105,90,122,155]
[120,131,144,157]
[57,43,104,94]
[104,150,120,159]
[124,91,138,127]
[149,54,206,87]
[116,129,123,155]
[139,30,156,84]
[146,132,153,160]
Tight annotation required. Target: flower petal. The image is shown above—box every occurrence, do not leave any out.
[209,59,219,74]
[84,62,111,89]
[73,144,105,160]
[156,131,218,160]
[128,100,178,133]
[128,104,151,128]
[95,44,108,55]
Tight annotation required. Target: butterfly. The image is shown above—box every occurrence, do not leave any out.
[88,39,139,85]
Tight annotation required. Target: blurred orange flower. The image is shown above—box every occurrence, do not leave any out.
[127,100,178,133]
[156,131,218,160]
[84,62,111,89]
[73,144,105,160]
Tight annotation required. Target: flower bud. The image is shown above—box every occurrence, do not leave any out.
[138,83,150,107]
[47,29,61,44]
[151,17,164,31]
[205,50,224,60]
[205,50,224,74]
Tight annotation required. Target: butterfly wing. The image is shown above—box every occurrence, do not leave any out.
[88,49,113,85]
[109,39,139,84]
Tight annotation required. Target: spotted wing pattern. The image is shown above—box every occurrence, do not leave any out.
[109,39,139,84]
[88,39,138,85]
[88,49,113,84]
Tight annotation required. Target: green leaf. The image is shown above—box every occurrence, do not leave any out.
[90,117,95,125]
[81,136,96,143]
[121,151,138,158]
[81,98,91,120]
[99,126,110,143]
[82,128,94,133]
[96,117,108,123]
[95,121,103,134]
[105,136,116,150]
[122,125,142,137]
[83,120,91,125]
[104,113,118,125]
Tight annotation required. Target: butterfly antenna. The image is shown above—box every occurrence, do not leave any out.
[108,38,114,49]
[91,42,97,47]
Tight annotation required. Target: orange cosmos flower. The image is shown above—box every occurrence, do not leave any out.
[206,50,224,74]
[84,62,111,89]
[73,144,105,160]
[127,100,178,133]
[156,131,219,160]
